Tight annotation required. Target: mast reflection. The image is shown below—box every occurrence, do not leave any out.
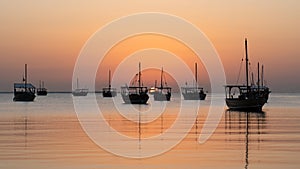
[225,110,266,169]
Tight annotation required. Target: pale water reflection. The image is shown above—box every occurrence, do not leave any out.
[0,93,299,168]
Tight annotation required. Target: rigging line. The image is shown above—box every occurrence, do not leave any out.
[131,74,138,86]
[163,72,168,86]
[249,62,254,85]
[235,58,244,84]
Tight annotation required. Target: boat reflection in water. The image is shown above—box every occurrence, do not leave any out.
[225,110,266,169]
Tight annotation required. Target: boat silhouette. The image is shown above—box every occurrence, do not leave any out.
[102,69,117,97]
[153,67,171,101]
[72,78,88,96]
[121,62,149,104]
[37,80,47,96]
[13,64,36,102]
[181,62,206,100]
[225,39,270,111]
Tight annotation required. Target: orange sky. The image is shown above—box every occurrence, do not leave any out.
[0,1,299,92]
[96,34,209,92]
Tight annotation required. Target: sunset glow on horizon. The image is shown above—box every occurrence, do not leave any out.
[0,1,299,92]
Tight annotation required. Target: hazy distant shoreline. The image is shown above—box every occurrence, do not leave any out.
[0,91,299,94]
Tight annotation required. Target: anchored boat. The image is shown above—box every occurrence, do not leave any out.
[181,62,206,100]
[225,39,270,111]
[13,64,36,102]
[37,80,47,96]
[121,62,149,104]
[102,69,117,97]
[72,78,88,96]
[153,67,171,101]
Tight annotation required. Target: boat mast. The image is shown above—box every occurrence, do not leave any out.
[245,39,249,92]
[138,62,141,92]
[160,67,163,89]
[261,65,264,86]
[25,64,27,91]
[195,62,198,88]
[108,69,111,89]
[251,73,254,85]
[257,62,260,95]
[77,78,79,89]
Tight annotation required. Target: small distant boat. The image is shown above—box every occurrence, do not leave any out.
[148,80,157,95]
[72,78,88,96]
[153,67,171,101]
[102,69,117,97]
[37,80,47,96]
[181,63,206,100]
[149,86,157,95]
[13,64,36,102]
[225,38,270,111]
[121,62,149,104]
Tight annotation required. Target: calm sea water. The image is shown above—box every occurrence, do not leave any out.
[0,93,300,169]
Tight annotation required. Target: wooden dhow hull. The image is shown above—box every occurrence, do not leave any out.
[13,92,35,102]
[226,97,266,111]
[153,92,171,101]
[102,90,117,97]
[182,92,206,100]
[121,93,149,104]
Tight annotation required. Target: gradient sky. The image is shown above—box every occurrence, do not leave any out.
[0,1,299,92]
